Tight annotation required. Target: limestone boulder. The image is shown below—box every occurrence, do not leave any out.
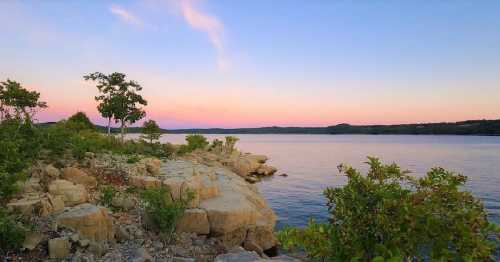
[22,232,43,251]
[56,203,115,242]
[22,177,42,193]
[62,167,97,189]
[48,179,88,206]
[129,176,161,189]
[256,165,277,176]
[199,170,277,249]
[160,160,278,251]
[140,158,162,176]
[7,194,43,216]
[48,237,71,260]
[44,164,61,178]
[176,208,210,235]
[214,250,261,262]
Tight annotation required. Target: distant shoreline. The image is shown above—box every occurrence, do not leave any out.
[39,119,500,136]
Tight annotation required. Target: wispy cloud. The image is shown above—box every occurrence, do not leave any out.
[109,4,143,27]
[177,0,229,71]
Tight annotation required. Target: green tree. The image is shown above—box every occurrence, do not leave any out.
[141,119,162,144]
[65,111,95,132]
[84,72,147,139]
[278,157,499,261]
[0,79,47,122]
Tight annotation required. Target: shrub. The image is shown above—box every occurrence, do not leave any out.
[0,119,36,201]
[0,210,26,253]
[101,186,117,208]
[140,187,193,239]
[178,134,208,155]
[224,136,239,153]
[209,139,223,153]
[65,111,95,132]
[277,157,499,261]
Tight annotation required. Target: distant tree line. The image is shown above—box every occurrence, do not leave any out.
[158,120,500,136]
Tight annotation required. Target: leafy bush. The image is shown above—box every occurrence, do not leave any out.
[0,210,26,253]
[224,136,239,153]
[0,119,37,201]
[140,187,193,238]
[65,111,96,132]
[209,139,223,153]
[101,186,117,208]
[277,157,499,261]
[178,134,208,154]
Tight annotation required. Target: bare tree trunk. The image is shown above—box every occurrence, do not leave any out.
[107,117,111,135]
[120,119,125,142]
[0,101,4,122]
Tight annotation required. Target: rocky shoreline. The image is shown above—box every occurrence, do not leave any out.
[4,148,298,262]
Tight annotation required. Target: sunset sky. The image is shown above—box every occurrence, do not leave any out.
[1,0,499,128]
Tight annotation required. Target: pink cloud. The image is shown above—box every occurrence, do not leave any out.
[177,0,229,71]
[109,4,143,27]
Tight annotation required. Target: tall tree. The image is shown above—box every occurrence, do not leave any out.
[84,72,147,140]
[141,119,162,144]
[0,79,47,122]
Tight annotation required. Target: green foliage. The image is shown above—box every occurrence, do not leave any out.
[140,187,193,238]
[0,79,47,121]
[127,155,141,164]
[66,111,95,132]
[178,134,209,154]
[0,119,39,201]
[209,138,223,153]
[141,119,162,144]
[224,136,239,153]
[84,72,147,139]
[101,186,117,208]
[0,210,26,253]
[278,157,499,261]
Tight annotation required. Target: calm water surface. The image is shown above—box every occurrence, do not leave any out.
[150,134,500,228]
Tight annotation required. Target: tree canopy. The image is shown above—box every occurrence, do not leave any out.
[141,119,162,144]
[84,72,147,139]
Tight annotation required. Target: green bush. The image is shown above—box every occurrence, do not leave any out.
[178,134,208,154]
[277,157,499,261]
[65,111,96,132]
[0,119,37,201]
[224,136,239,153]
[140,187,193,238]
[101,186,117,208]
[0,210,26,253]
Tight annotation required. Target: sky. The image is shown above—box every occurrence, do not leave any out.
[1,0,500,128]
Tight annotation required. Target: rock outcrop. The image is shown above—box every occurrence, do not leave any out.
[48,179,88,206]
[159,160,278,251]
[62,167,98,189]
[56,203,115,242]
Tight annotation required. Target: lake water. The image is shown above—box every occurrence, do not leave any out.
[140,134,500,229]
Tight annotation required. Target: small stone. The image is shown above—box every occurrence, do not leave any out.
[279,173,288,177]
[132,247,153,262]
[243,240,264,257]
[44,164,61,178]
[153,241,164,250]
[214,250,261,262]
[70,233,80,242]
[173,257,195,262]
[88,241,108,257]
[115,226,131,242]
[79,238,90,247]
[48,237,71,259]
[22,232,42,251]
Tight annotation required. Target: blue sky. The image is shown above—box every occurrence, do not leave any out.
[1,0,499,128]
